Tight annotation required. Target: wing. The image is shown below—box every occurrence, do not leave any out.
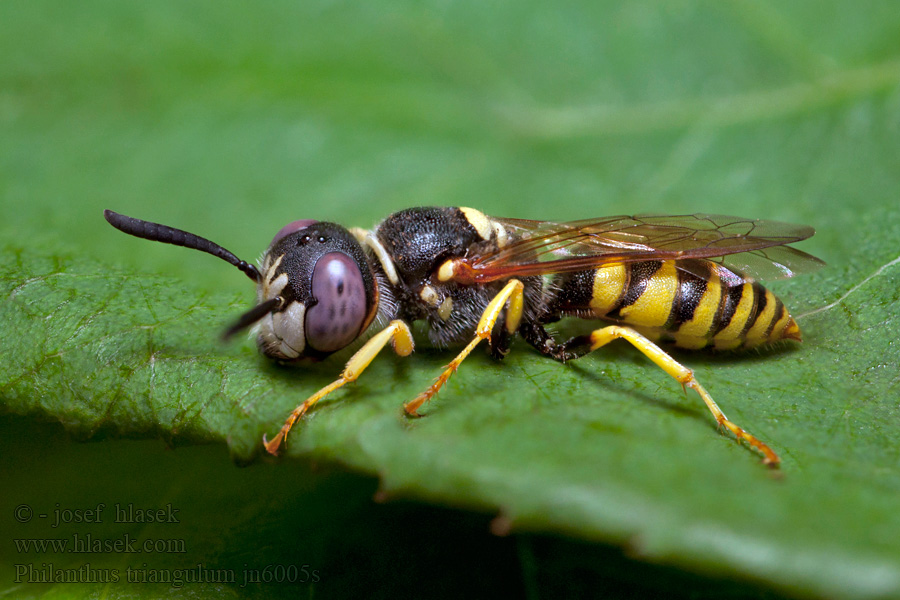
[456,214,824,283]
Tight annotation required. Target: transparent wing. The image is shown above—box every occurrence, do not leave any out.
[458,213,824,283]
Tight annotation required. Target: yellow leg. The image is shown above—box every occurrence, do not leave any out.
[587,325,779,466]
[264,320,415,455]
[404,279,524,416]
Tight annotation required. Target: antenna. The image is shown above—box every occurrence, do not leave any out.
[104,210,260,282]
[222,297,283,340]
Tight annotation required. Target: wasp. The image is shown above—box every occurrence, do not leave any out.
[104,207,823,465]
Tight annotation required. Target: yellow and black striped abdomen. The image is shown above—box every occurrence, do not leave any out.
[550,259,801,350]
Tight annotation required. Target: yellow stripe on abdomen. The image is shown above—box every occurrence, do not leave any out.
[566,259,801,351]
[618,261,678,328]
[589,263,628,315]
[713,282,755,350]
[672,268,721,349]
[743,288,778,348]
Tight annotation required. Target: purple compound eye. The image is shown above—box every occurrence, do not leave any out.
[271,220,318,246]
[305,252,368,353]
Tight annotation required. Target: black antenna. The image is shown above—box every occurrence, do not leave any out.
[222,297,283,340]
[104,210,260,282]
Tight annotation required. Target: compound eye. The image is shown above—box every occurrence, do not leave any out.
[270,220,318,246]
[305,252,368,353]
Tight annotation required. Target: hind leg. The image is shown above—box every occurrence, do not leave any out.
[523,322,779,466]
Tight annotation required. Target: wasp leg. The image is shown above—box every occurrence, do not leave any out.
[264,320,415,455]
[573,325,779,466]
[404,279,524,416]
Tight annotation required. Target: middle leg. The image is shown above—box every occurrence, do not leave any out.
[404,278,524,416]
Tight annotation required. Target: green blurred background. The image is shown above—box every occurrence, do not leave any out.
[2,1,900,598]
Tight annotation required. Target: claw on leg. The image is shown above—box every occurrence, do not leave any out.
[264,320,414,455]
[264,379,345,455]
[404,279,524,417]
[404,337,478,416]
[588,325,780,466]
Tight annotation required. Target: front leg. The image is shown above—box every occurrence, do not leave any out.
[264,320,415,455]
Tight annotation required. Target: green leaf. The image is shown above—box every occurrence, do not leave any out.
[2,0,900,598]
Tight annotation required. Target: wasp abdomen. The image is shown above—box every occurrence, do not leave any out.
[550,259,800,350]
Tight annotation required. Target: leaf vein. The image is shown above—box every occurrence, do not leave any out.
[796,254,900,319]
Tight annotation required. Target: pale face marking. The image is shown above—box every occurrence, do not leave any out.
[263,272,289,301]
[265,254,284,284]
[261,300,306,359]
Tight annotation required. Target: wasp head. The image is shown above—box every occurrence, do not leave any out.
[252,220,378,361]
[104,210,378,362]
